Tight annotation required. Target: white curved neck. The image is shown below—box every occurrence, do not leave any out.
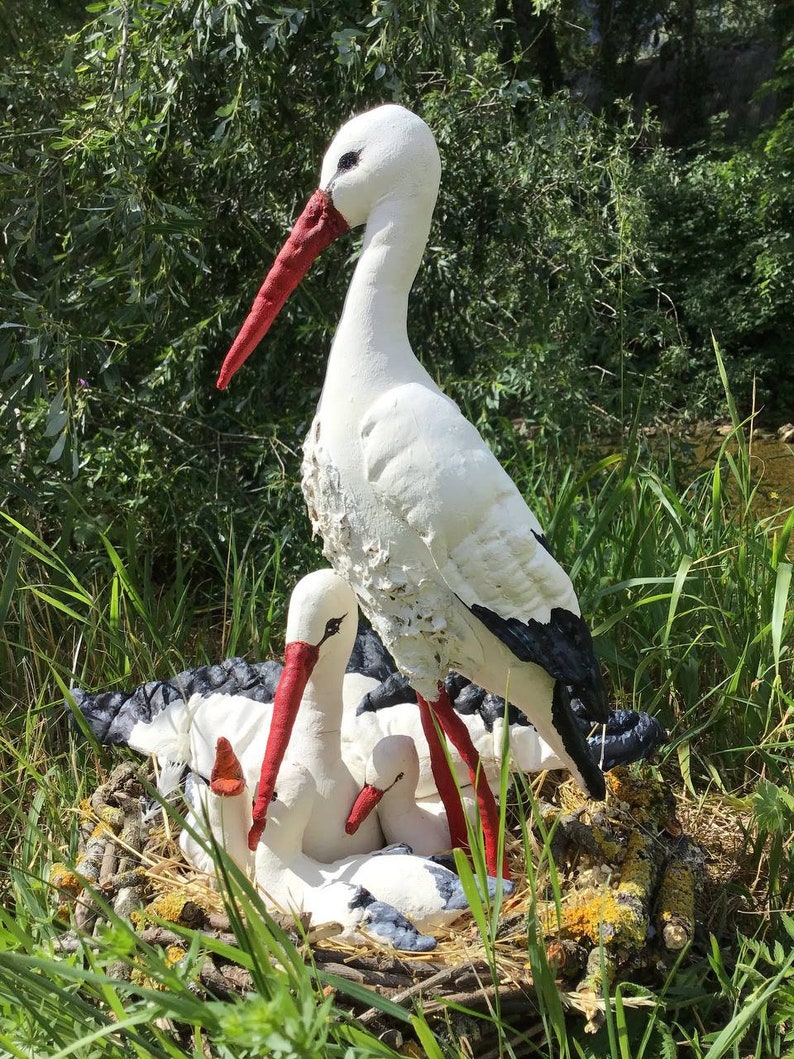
[322,194,435,398]
[301,669,344,735]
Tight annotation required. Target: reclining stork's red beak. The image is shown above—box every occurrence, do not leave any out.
[344,784,385,835]
[211,737,246,797]
[247,640,320,849]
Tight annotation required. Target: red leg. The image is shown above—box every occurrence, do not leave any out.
[416,693,469,852]
[432,685,510,880]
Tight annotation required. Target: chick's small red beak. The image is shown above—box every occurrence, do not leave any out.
[211,736,246,797]
[247,639,320,850]
[216,189,349,390]
[344,784,384,835]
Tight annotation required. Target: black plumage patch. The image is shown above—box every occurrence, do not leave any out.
[551,681,606,800]
[349,885,437,951]
[445,675,531,731]
[446,677,485,715]
[469,604,609,722]
[482,692,532,731]
[444,672,470,701]
[355,672,415,715]
[72,658,283,745]
[576,703,667,771]
[532,530,552,555]
[346,624,397,683]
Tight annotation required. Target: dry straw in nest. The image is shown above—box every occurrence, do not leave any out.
[47,759,761,1041]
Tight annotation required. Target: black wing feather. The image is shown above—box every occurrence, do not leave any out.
[469,603,609,722]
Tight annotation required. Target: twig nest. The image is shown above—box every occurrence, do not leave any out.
[540,764,705,1006]
[46,756,736,1050]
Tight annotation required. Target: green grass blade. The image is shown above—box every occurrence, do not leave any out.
[771,561,792,677]
[0,535,23,627]
[410,1013,447,1059]
[662,555,693,648]
[704,948,794,1059]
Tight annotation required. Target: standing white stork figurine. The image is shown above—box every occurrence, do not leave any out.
[217,104,609,878]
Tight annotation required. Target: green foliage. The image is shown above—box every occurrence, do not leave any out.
[643,138,794,418]
[550,349,793,788]
[749,778,794,900]
[421,94,678,437]
[0,0,691,598]
[0,4,792,1054]
[637,34,794,420]
[691,924,794,1058]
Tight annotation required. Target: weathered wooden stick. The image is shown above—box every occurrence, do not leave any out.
[655,836,704,951]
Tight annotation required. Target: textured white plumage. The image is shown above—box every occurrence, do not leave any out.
[212,102,609,871]
[175,730,506,949]
[255,762,492,938]
[361,383,578,619]
[297,105,605,798]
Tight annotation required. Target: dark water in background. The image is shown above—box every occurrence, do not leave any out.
[686,431,794,525]
[656,430,794,562]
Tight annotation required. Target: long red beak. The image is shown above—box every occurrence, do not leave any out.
[247,640,320,850]
[344,784,384,835]
[211,736,246,797]
[216,189,349,390]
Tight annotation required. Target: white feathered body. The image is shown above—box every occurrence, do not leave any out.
[300,106,587,787]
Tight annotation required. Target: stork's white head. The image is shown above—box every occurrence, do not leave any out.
[345,734,421,835]
[364,733,420,794]
[319,105,441,229]
[247,569,357,850]
[284,568,357,677]
[216,105,441,389]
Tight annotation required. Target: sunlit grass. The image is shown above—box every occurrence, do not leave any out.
[0,348,792,1055]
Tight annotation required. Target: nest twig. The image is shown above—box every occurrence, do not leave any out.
[47,759,760,1044]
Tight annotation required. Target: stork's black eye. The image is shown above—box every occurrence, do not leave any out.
[383,770,405,794]
[271,790,278,802]
[323,614,346,640]
[316,613,347,647]
[337,150,360,173]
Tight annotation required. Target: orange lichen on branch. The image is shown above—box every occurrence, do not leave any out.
[544,828,655,953]
[135,890,213,929]
[50,862,82,896]
[49,861,83,921]
[95,805,125,832]
[541,765,682,974]
[131,945,190,989]
[605,767,677,827]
